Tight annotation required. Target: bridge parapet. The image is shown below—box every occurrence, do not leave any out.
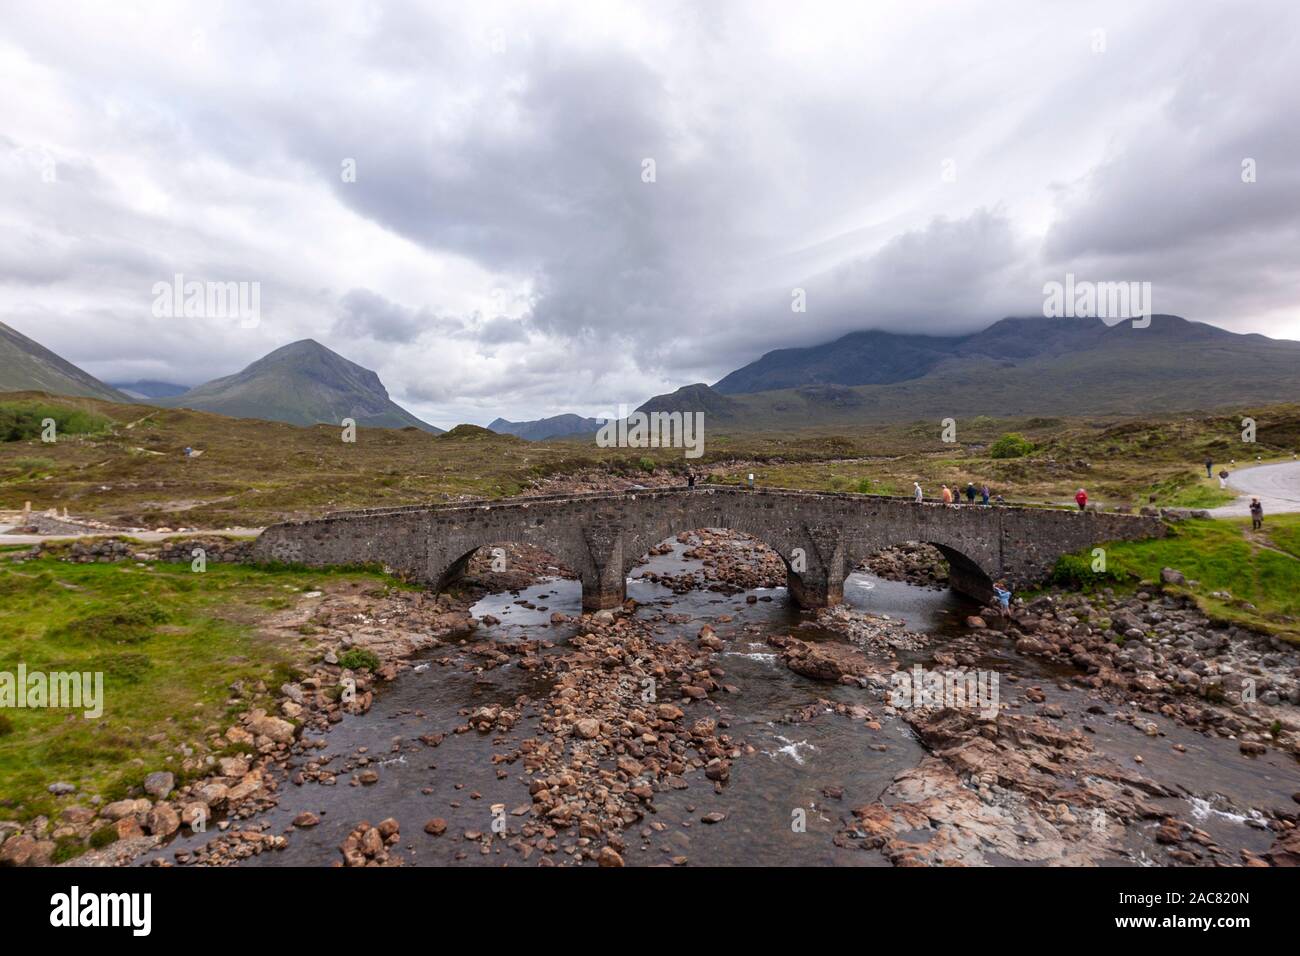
[253,487,1167,609]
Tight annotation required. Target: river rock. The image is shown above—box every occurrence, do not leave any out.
[145,803,180,837]
[143,771,174,798]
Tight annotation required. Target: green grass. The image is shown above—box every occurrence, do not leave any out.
[0,557,394,822]
[0,400,110,443]
[1143,472,1235,509]
[336,648,380,672]
[1068,515,1300,642]
[2,390,1298,527]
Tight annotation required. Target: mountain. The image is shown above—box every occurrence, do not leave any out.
[489,414,605,441]
[713,329,965,393]
[631,315,1300,430]
[111,380,191,400]
[157,339,443,433]
[712,316,1119,394]
[636,383,744,420]
[0,320,130,401]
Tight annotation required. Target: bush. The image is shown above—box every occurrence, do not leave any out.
[47,602,170,644]
[1048,553,1127,590]
[337,648,380,672]
[89,825,119,849]
[52,837,87,864]
[989,433,1035,459]
[637,457,655,474]
[0,401,110,443]
[87,653,154,685]
[8,456,55,474]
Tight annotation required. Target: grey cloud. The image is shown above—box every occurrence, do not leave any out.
[3,0,1300,425]
[334,288,462,344]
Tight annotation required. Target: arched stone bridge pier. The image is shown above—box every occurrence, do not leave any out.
[253,487,1167,610]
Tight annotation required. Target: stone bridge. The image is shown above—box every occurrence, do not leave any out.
[252,487,1167,610]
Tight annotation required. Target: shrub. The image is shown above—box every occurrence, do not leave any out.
[47,602,169,644]
[52,837,87,864]
[86,653,154,685]
[8,456,55,474]
[637,457,655,474]
[337,648,380,672]
[1048,553,1127,590]
[0,401,110,443]
[89,825,119,849]
[989,433,1035,459]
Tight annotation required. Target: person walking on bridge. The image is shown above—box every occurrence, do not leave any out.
[913,481,923,503]
[1074,488,1088,511]
[965,482,977,504]
[980,484,990,506]
[941,484,953,505]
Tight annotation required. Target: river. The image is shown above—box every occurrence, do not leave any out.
[140,536,1299,866]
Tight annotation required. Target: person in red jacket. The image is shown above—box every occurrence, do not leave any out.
[1074,488,1088,511]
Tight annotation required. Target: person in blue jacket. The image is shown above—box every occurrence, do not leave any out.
[992,580,1012,618]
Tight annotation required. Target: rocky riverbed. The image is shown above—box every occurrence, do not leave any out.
[5,529,1298,868]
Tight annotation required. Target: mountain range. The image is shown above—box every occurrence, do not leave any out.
[631,314,1300,429]
[5,314,1300,436]
[488,414,605,441]
[1,322,440,433]
[111,380,191,400]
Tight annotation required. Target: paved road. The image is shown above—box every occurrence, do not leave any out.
[1209,459,1300,517]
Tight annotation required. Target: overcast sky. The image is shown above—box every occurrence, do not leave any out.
[2,1,1297,428]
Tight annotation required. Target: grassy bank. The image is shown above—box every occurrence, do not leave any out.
[1056,515,1300,643]
[2,390,1297,526]
[0,557,396,822]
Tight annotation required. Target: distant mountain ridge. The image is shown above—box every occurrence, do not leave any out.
[489,414,605,441]
[0,320,129,401]
[111,380,191,400]
[710,315,1237,394]
[628,314,1300,430]
[157,339,443,433]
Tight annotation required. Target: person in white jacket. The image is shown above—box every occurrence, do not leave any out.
[913,482,923,503]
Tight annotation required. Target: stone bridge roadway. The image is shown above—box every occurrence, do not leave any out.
[253,487,1167,610]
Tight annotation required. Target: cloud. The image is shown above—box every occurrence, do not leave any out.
[2,0,1299,427]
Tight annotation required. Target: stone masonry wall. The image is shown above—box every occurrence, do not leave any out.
[253,488,1168,609]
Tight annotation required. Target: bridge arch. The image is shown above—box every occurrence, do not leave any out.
[251,488,1166,612]
[626,525,797,601]
[432,539,578,594]
[849,539,995,600]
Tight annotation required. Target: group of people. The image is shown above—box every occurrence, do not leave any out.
[913,481,1090,511]
[918,481,996,506]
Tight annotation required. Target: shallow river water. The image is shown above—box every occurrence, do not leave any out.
[142,539,1299,866]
